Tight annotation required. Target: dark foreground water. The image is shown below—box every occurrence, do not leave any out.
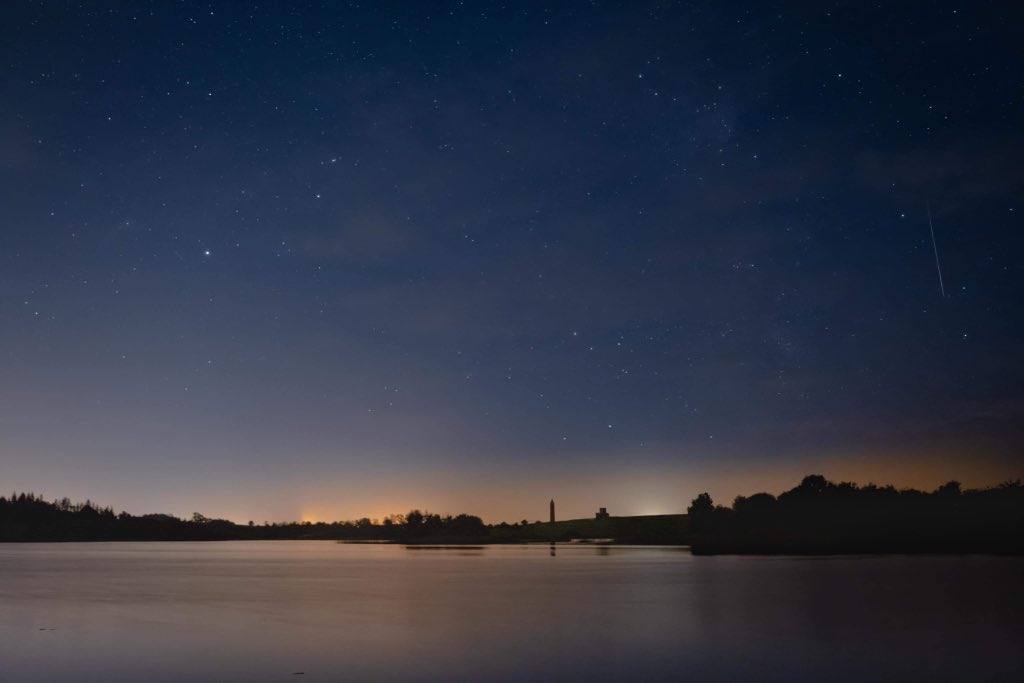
[1,542,1022,682]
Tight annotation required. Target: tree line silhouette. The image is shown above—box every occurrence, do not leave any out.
[0,493,487,543]
[5,474,1024,552]
[687,475,1024,554]
[0,493,676,544]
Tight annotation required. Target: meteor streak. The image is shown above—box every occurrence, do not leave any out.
[926,200,947,298]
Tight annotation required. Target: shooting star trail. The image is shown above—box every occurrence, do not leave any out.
[926,200,947,298]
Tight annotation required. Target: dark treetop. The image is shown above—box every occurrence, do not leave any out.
[688,475,1024,554]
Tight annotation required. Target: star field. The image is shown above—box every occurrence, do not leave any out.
[1,1,1022,522]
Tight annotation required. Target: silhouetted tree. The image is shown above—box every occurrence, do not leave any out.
[687,492,715,533]
[689,475,1024,555]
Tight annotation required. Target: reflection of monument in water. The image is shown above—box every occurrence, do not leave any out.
[549,500,557,556]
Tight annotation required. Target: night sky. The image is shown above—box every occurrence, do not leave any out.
[2,1,1022,524]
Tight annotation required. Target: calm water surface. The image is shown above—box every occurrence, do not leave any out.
[1,542,1022,682]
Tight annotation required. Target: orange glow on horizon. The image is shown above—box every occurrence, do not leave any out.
[91,445,1022,527]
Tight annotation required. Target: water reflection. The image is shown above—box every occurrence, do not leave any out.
[0,542,1021,682]
[404,545,486,557]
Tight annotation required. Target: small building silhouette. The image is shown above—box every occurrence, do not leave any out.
[595,507,609,520]
[550,499,555,523]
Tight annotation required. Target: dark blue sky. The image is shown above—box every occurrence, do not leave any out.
[2,1,1022,522]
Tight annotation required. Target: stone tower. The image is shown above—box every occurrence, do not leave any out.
[549,499,555,523]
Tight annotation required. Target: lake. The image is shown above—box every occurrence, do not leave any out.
[1,542,1022,681]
